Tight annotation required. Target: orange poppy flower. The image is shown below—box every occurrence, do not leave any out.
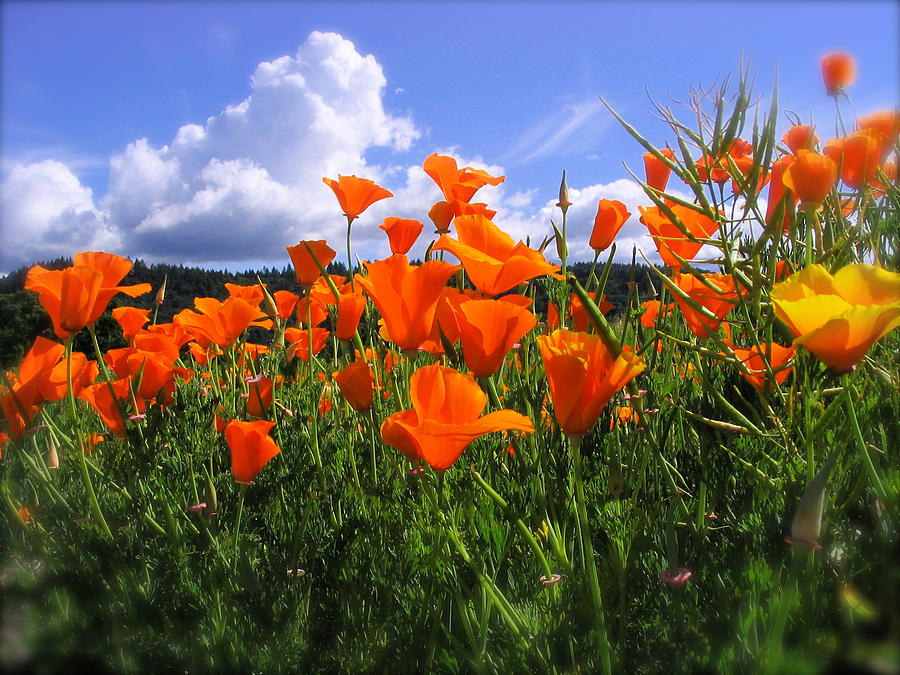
[695,154,730,184]
[223,283,264,308]
[537,329,646,437]
[821,52,855,96]
[79,377,140,437]
[449,200,497,220]
[284,327,330,362]
[433,214,561,296]
[857,111,900,151]
[322,175,393,220]
[643,148,676,192]
[379,217,424,255]
[333,290,367,341]
[639,300,673,329]
[590,199,631,252]
[771,264,900,372]
[428,201,455,234]
[246,376,275,419]
[380,363,534,470]
[455,299,537,377]
[272,290,300,321]
[354,254,460,350]
[25,252,151,339]
[423,154,505,203]
[332,361,374,411]
[783,125,819,154]
[225,419,280,484]
[1,337,67,439]
[638,204,720,270]
[671,272,745,339]
[725,342,796,393]
[549,294,613,332]
[609,405,640,431]
[781,149,838,208]
[112,306,151,343]
[296,297,329,327]
[765,155,798,230]
[174,297,268,348]
[286,240,337,287]
[823,131,883,190]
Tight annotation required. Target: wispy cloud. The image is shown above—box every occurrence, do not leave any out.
[501,100,613,165]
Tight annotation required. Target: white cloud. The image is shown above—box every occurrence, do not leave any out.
[1,31,421,271]
[0,160,118,267]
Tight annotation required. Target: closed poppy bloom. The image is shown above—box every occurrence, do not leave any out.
[272,290,300,321]
[725,342,796,393]
[225,419,280,484]
[380,363,534,470]
[638,204,720,270]
[296,297,329,327]
[821,52,855,96]
[823,131,883,190]
[423,154,505,203]
[537,329,646,437]
[323,175,393,220]
[246,376,275,419]
[286,240,337,287]
[433,214,561,296]
[609,406,640,430]
[671,272,745,339]
[643,148,676,192]
[765,155,798,230]
[25,252,151,339]
[771,264,900,372]
[112,306,151,343]
[174,297,268,348]
[379,217,424,255]
[783,125,819,154]
[553,294,612,332]
[428,201,455,234]
[334,290,367,341]
[455,299,537,377]
[355,254,460,350]
[332,361,374,411]
[590,199,631,252]
[782,150,838,208]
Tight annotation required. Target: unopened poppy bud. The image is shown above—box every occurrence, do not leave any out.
[556,170,572,214]
[46,436,59,469]
[155,274,167,306]
[257,276,279,320]
[787,451,839,550]
[205,474,219,516]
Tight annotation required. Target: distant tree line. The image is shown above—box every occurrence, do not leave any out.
[0,257,658,369]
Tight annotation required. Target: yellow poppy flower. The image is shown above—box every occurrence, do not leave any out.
[771,264,900,372]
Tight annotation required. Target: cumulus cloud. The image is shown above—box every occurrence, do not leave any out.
[0,30,692,274]
[1,31,420,271]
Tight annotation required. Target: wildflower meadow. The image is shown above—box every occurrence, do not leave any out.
[2,54,899,673]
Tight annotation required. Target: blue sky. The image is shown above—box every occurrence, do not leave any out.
[2,1,897,273]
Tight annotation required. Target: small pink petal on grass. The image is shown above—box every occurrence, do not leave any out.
[660,568,693,586]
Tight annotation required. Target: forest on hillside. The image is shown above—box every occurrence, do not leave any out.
[0,257,654,368]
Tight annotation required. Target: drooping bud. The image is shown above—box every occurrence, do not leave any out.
[258,276,279,320]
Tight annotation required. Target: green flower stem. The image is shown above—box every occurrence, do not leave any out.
[569,434,613,675]
[470,469,555,581]
[844,380,886,501]
[66,336,113,539]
